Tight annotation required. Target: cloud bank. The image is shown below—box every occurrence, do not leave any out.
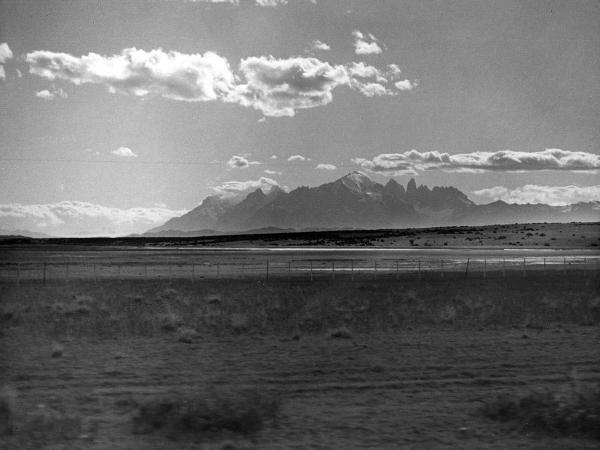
[26,47,415,117]
[0,201,187,237]
[471,185,600,206]
[353,149,600,175]
[210,176,281,197]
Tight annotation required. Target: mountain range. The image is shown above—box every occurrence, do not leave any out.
[145,172,600,236]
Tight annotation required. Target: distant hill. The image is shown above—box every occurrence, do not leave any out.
[0,229,54,239]
[146,172,600,236]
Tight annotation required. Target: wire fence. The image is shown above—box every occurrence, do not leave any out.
[1,256,598,283]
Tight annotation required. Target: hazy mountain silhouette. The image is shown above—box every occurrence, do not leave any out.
[146,171,599,235]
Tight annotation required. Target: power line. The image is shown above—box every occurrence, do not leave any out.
[0,157,353,167]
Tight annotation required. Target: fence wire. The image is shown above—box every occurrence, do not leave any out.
[0,256,598,282]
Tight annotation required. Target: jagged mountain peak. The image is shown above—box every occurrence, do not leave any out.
[406,178,418,193]
[338,171,381,195]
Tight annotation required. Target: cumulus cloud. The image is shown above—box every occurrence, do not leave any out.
[353,31,383,55]
[26,47,414,117]
[311,40,331,51]
[210,176,281,197]
[264,169,282,175]
[395,79,416,91]
[111,147,138,158]
[471,185,600,206]
[353,149,600,175]
[0,42,13,80]
[26,47,236,102]
[226,154,260,169]
[0,201,187,237]
[35,87,68,100]
[288,154,309,162]
[315,163,336,170]
[230,56,350,117]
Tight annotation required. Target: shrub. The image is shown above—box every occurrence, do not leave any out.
[132,389,281,437]
[481,385,600,439]
[329,326,352,339]
[0,385,17,435]
[175,327,197,343]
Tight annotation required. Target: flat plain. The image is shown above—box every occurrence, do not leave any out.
[1,222,599,448]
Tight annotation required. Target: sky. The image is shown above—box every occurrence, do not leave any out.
[0,0,599,236]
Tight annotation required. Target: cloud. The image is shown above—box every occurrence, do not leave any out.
[270,155,277,159]
[210,176,281,197]
[311,40,331,51]
[353,149,600,175]
[395,79,416,91]
[264,169,282,175]
[0,201,187,237]
[26,47,236,102]
[315,163,336,170]
[226,154,260,169]
[111,147,138,158]
[27,47,415,117]
[255,0,287,6]
[471,185,600,206]
[352,30,383,55]
[288,154,309,162]
[0,42,13,80]
[35,87,68,100]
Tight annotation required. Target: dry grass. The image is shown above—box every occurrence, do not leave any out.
[1,274,598,339]
[132,389,281,438]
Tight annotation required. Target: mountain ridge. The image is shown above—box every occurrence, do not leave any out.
[145,172,600,236]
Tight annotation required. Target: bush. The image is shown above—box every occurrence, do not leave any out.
[481,385,600,439]
[329,326,352,339]
[132,389,281,437]
[0,385,17,435]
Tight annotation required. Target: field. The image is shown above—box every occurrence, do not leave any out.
[1,271,600,448]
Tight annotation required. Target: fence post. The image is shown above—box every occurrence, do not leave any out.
[543,258,546,275]
[332,261,335,280]
[266,260,269,280]
[351,259,354,281]
[522,258,526,277]
[465,258,470,278]
[440,259,444,278]
[418,259,421,281]
[288,261,291,280]
[396,260,399,280]
[310,261,313,281]
[564,257,567,275]
[502,258,506,278]
[43,262,47,284]
[217,263,220,279]
[118,264,121,281]
[483,258,486,278]
[374,260,377,277]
